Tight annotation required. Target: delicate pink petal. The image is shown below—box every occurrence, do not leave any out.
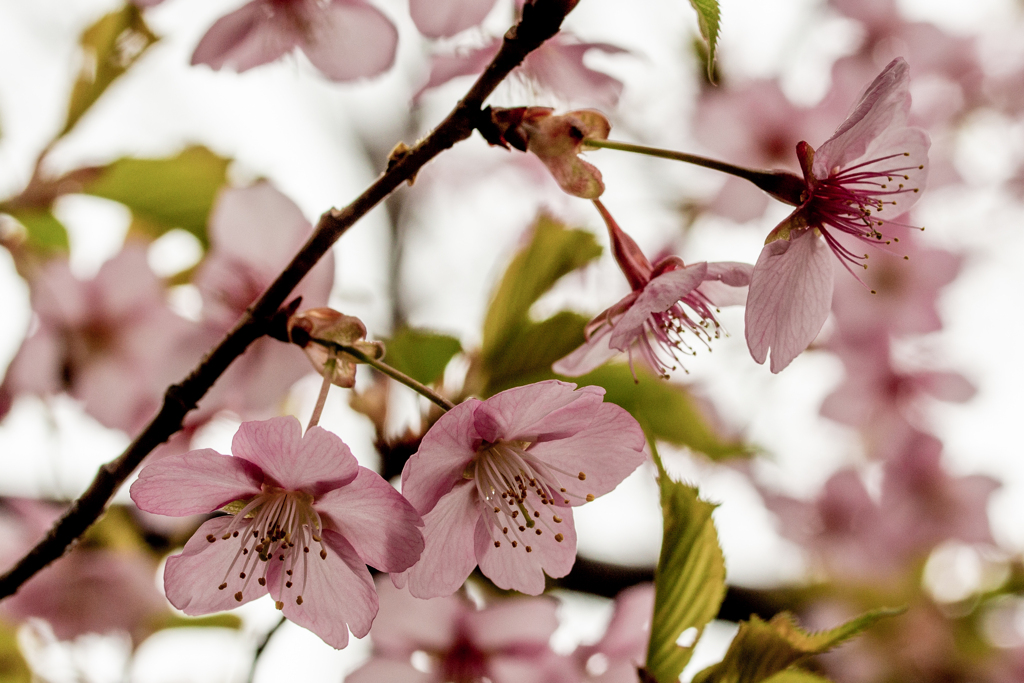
[370,580,463,656]
[130,449,263,515]
[190,1,296,73]
[346,659,432,683]
[93,245,164,320]
[552,324,619,377]
[396,482,480,599]
[527,402,646,500]
[745,229,834,373]
[522,39,626,108]
[231,418,358,494]
[299,0,398,81]
[607,264,709,350]
[471,380,590,443]
[474,506,577,594]
[586,583,654,660]
[704,261,754,287]
[163,517,268,615]
[315,467,424,573]
[860,126,930,217]
[271,529,377,648]
[410,0,497,38]
[814,58,911,176]
[918,371,977,403]
[415,40,501,98]
[400,399,480,513]
[465,596,560,649]
[537,154,605,198]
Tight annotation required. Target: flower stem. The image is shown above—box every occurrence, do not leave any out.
[307,350,337,430]
[330,342,456,412]
[247,616,286,683]
[583,138,806,206]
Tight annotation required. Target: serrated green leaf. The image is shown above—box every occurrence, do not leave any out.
[0,620,30,683]
[382,328,462,385]
[483,311,591,395]
[691,608,904,683]
[62,5,158,136]
[4,208,70,255]
[646,448,726,683]
[688,0,721,81]
[82,146,230,247]
[576,364,747,460]
[481,215,601,367]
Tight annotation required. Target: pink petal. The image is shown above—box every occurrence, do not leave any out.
[271,529,377,648]
[918,371,977,403]
[474,506,577,595]
[93,245,164,320]
[472,381,593,443]
[400,399,480,513]
[299,0,398,81]
[346,660,432,683]
[315,467,424,573]
[814,58,911,176]
[607,264,709,351]
[130,448,263,515]
[409,0,497,38]
[861,126,930,217]
[522,39,626,108]
[394,481,480,599]
[231,418,358,494]
[745,229,834,373]
[587,583,654,660]
[538,154,605,199]
[526,402,646,501]
[163,517,268,615]
[465,595,560,649]
[552,324,619,377]
[190,1,296,73]
[415,40,501,98]
[370,580,463,655]
[704,261,754,287]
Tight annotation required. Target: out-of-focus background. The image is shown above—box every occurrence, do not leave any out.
[1,0,1024,680]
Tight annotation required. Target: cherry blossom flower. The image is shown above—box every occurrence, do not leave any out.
[509,108,611,199]
[554,201,752,377]
[1,246,198,434]
[574,583,654,682]
[744,57,930,373]
[130,416,424,649]
[393,380,646,598]
[287,307,385,388]
[409,0,498,38]
[348,580,574,683]
[191,0,398,82]
[194,182,334,418]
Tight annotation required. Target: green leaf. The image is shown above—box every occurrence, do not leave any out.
[159,613,243,631]
[481,214,601,367]
[763,671,834,683]
[82,146,231,247]
[691,608,904,683]
[688,0,721,81]
[62,5,158,136]
[4,208,70,255]
[646,453,726,683]
[577,364,747,460]
[382,328,462,385]
[483,311,591,395]
[0,620,30,683]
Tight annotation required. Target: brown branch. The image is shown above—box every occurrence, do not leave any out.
[0,0,578,601]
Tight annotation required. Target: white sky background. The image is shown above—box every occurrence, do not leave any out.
[1,0,1024,680]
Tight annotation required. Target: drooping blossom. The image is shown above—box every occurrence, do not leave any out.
[574,583,654,682]
[1,246,198,434]
[394,380,646,598]
[744,57,930,373]
[347,580,574,683]
[194,182,335,418]
[409,0,497,38]
[130,416,424,649]
[190,0,399,82]
[554,201,752,377]
[287,307,385,388]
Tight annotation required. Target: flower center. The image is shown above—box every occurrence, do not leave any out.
[206,488,327,609]
[470,441,594,553]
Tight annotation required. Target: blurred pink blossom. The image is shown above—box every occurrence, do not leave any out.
[191,0,398,82]
[348,580,574,683]
[555,201,752,377]
[409,0,498,38]
[745,57,930,373]
[394,380,646,598]
[130,416,424,649]
[574,583,654,682]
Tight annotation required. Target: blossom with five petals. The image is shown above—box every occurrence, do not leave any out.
[554,201,752,377]
[744,57,930,372]
[130,416,424,649]
[394,380,646,598]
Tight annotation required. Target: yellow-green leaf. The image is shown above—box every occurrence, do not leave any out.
[82,146,231,247]
[691,608,904,683]
[3,208,70,255]
[0,620,30,683]
[646,447,726,683]
[62,5,158,136]
[688,0,721,81]
[483,311,591,395]
[382,328,462,385]
[764,671,834,683]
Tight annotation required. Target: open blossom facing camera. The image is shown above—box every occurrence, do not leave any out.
[394,381,646,598]
[130,416,424,649]
[555,201,752,378]
[745,57,930,372]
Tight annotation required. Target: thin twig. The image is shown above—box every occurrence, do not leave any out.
[0,0,578,601]
[247,616,287,683]
[333,343,455,412]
